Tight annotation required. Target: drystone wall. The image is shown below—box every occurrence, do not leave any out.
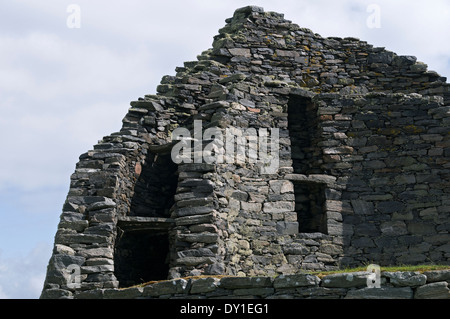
[41,6,449,299]
[75,270,450,299]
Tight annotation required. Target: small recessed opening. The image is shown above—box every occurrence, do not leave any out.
[294,182,327,234]
[130,153,178,218]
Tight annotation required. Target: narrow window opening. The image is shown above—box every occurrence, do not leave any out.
[130,153,178,217]
[288,95,327,234]
[294,182,327,234]
[287,95,318,175]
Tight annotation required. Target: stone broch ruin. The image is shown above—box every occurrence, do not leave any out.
[41,6,450,299]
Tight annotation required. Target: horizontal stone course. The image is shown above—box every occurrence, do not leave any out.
[78,269,450,299]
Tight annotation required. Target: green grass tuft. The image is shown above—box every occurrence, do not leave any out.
[308,264,450,278]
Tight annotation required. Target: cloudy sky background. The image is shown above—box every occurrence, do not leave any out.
[0,0,449,299]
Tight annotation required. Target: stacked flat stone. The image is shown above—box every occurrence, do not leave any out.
[77,269,450,299]
[41,6,449,299]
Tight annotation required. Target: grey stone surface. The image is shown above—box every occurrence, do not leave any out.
[321,272,369,288]
[345,287,414,299]
[414,282,450,299]
[41,5,450,299]
[273,274,320,288]
[65,271,450,299]
[384,271,427,287]
[190,277,221,294]
[143,279,189,297]
[423,270,450,283]
[220,276,272,289]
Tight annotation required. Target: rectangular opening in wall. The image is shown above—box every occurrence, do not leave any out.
[114,147,178,287]
[287,95,318,175]
[114,218,172,288]
[288,94,327,234]
[130,153,178,217]
[294,182,327,234]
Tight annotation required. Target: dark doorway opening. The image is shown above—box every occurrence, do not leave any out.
[114,229,170,288]
[294,182,327,234]
[114,149,178,287]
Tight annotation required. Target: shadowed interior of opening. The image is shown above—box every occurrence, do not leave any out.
[294,182,327,233]
[287,95,319,175]
[114,151,177,287]
[288,95,327,234]
[129,152,178,217]
[114,230,169,288]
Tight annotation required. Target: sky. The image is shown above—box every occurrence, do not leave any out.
[0,0,449,299]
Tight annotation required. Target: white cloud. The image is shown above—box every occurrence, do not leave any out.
[0,32,156,100]
[0,30,154,191]
[0,100,127,191]
[0,243,51,299]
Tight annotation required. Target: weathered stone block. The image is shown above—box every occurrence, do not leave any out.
[273,274,320,288]
[263,201,295,213]
[241,201,262,213]
[86,198,116,211]
[380,221,408,236]
[75,289,104,299]
[189,223,218,233]
[414,282,450,299]
[81,265,114,274]
[190,277,221,294]
[40,288,73,299]
[176,256,216,266]
[423,270,450,283]
[384,271,427,287]
[54,244,76,256]
[345,287,413,299]
[228,48,251,57]
[103,287,144,299]
[276,221,299,235]
[220,276,272,289]
[56,233,111,245]
[178,232,219,244]
[175,206,216,217]
[143,279,189,297]
[296,286,347,299]
[176,197,214,208]
[283,243,309,255]
[321,272,369,288]
[175,213,215,226]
